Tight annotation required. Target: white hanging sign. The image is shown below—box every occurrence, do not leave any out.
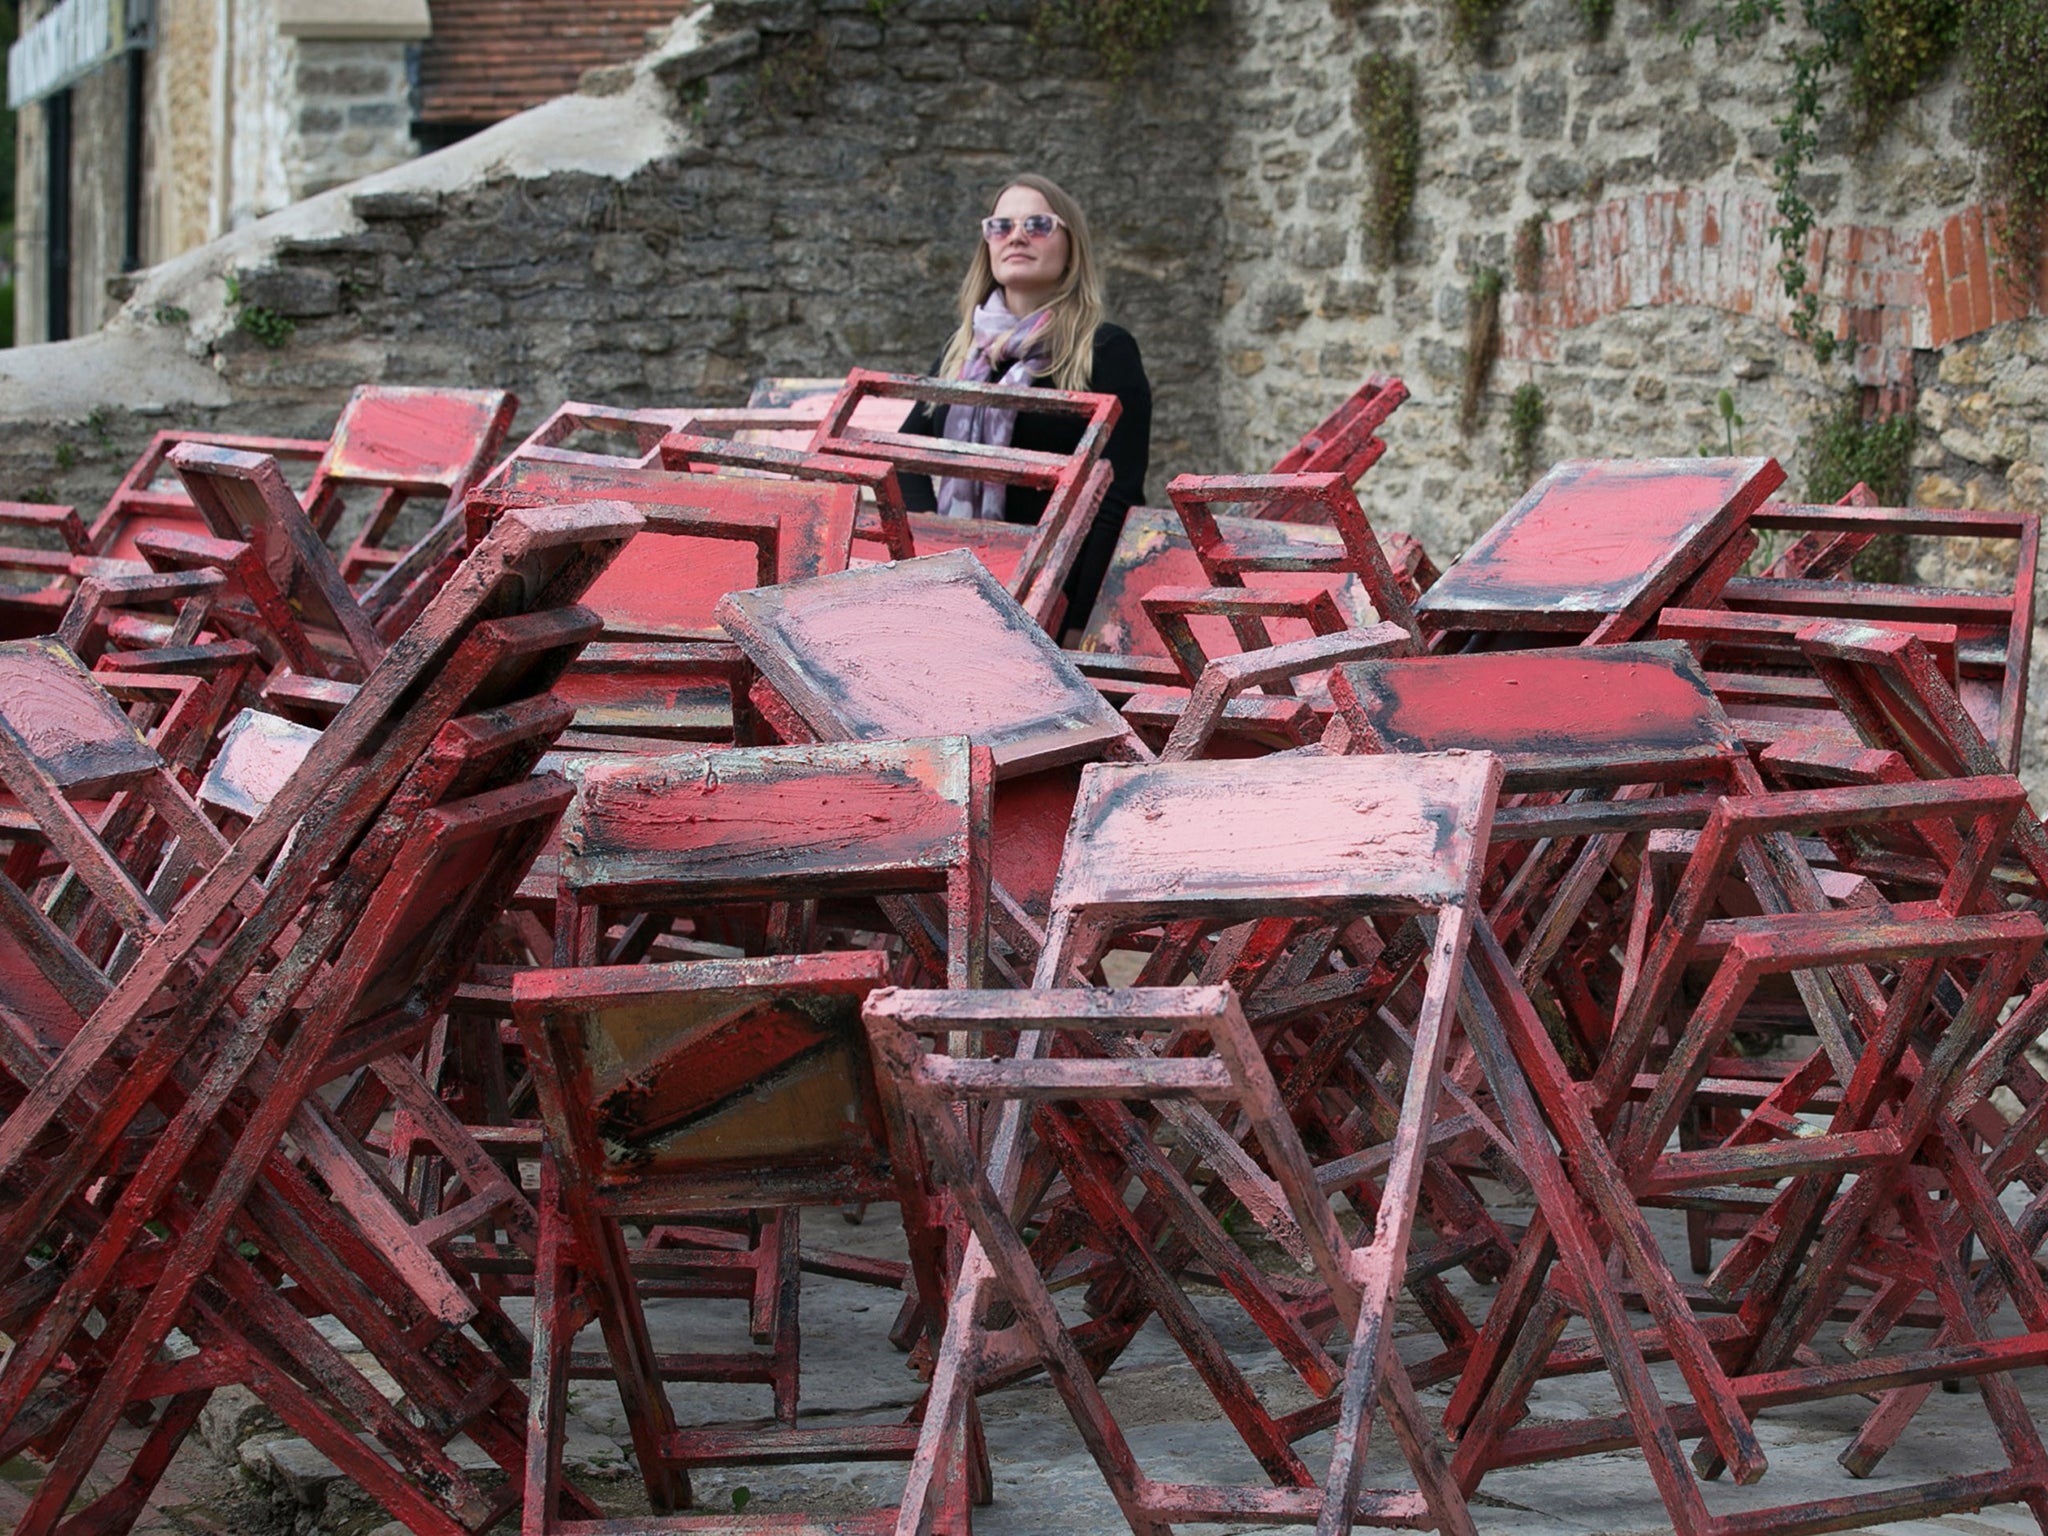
[8,0,135,110]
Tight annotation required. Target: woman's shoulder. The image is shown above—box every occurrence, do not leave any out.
[1092,321,1139,355]
[1086,323,1148,400]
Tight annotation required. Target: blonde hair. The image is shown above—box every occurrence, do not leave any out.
[939,173,1104,393]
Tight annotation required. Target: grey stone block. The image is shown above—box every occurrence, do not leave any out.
[656,28,762,87]
[298,63,397,97]
[352,188,442,220]
[1518,65,1566,140]
[236,267,342,318]
[1654,109,1737,182]
[711,0,814,34]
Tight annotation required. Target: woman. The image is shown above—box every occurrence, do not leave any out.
[899,173,1152,636]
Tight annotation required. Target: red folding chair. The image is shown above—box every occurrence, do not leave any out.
[716,547,1148,946]
[0,501,641,1299]
[0,771,575,1536]
[1271,374,1411,484]
[0,637,233,960]
[796,368,1124,633]
[887,751,1502,1536]
[86,429,330,563]
[869,983,1468,1536]
[1441,776,2048,1536]
[514,951,971,1533]
[168,441,389,680]
[313,383,517,586]
[1415,457,1784,649]
[1707,502,2038,768]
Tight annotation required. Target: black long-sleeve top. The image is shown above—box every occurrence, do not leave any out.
[898,321,1151,633]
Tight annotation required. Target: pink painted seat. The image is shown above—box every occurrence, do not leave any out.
[1416,456,1784,649]
[315,383,517,590]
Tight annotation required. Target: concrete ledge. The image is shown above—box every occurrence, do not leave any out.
[277,0,432,40]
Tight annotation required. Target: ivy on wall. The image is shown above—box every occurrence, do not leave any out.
[1962,0,2048,277]
[1807,393,1914,506]
[1686,1,1861,361]
[1447,0,1511,56]
[1690,0,2044,357]
[1508,382,1547,486]
[1512,212,1546,293]
[1461,266,1505,434]
[1847,0,1956,140]
[1038,0,1213,78]
[1354,52,1421,268]
[1805,392,1914,578]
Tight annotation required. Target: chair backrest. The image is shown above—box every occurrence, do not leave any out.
[1756,480,1879,578]
[560,737,985,907]
[169,443,387,676]
[746,373,918,449]
[1795,620,1994,781]
[54,567,224,663]
[1330,642,1744,791]
[1076,505,1387,658]
[1167,471,1422,646]
[0,636,168,798]
[197,709,323,820]
[314,384,519,611]
[1728,501,2038,770]
[484,401,699,479]
[0,637,229,941]
[1793,618,2048,892]
[495,458,856,596]
[1269,374,1409,483]
[716,547,1140,777]
[315,384,517,503]
[556,736,992,983]
[514,949,898,1213]
[87,430,329,562]
[656,432,915,561]
[809,367,1119,477]
[803,369,1121,624]
[1416,456,1784,645]
[336,774,574,1029]
[546,639,757,747]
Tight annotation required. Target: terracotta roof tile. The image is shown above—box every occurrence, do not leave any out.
[417,0,684,125]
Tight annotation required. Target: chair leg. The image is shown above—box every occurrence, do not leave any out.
[768,1209,802,1427]
[525,1160,577,1536]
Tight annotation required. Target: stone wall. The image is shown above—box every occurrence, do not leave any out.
[1210,0,2045,561]
[288,39,419,202]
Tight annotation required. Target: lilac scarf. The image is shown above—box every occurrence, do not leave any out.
[936,293,1053,520]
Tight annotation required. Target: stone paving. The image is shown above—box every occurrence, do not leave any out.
[13,1199,2046,1536]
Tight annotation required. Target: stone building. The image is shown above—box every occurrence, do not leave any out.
[6,0,681,342]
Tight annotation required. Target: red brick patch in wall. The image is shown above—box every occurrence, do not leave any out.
[1503,192,2048,403]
